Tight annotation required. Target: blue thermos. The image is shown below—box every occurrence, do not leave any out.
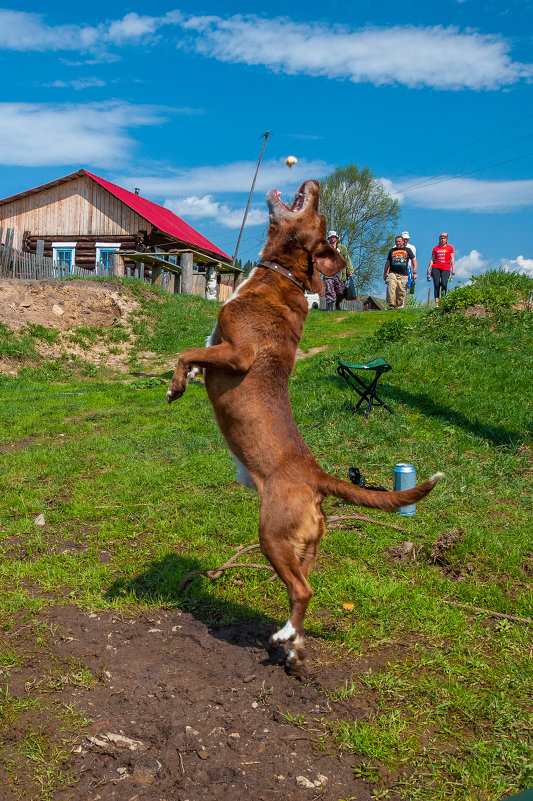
[394,463,416,516]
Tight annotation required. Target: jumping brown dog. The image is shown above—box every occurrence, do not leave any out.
[168,180,442,672]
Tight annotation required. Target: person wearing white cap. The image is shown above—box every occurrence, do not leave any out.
[323,230,353,310]
[401,231,416,260]
[401,232,416,293]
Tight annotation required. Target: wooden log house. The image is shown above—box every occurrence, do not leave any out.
[0,169,236,289]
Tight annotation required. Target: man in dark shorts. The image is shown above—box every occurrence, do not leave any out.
[384,235,417,309]
[427,233,455,306]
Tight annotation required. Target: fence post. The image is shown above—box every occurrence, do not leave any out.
[180,251,194,295]
[1,228,14,276]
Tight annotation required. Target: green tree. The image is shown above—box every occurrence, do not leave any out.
[320,164,400,297]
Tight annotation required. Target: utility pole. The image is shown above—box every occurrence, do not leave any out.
[232,131,270,269]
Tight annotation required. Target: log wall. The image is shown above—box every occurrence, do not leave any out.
[0,175,152,250]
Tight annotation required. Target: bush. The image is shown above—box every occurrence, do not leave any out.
[439,269,532,313]
[371,316,417,344]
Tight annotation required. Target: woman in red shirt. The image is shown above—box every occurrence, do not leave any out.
[427,233,455,307]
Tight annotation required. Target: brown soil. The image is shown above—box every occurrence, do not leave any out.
[0,605,392,801]
[0,279,163,375]
[295,345,329,359]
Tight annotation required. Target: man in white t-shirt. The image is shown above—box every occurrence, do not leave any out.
[401,231,416,260]
[401,231,416,293]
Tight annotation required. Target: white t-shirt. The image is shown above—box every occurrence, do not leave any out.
[404,242,416,259]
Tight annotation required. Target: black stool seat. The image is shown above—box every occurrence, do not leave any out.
[337,358,394,417]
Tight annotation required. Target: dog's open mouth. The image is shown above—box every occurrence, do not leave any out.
[267,180,317,219]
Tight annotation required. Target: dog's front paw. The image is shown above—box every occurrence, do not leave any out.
[167,379,186,404]
[167,365,189,403]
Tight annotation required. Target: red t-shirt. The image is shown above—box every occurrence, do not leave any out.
[431,244,454,270]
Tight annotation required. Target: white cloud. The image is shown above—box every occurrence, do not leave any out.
[501,255,533,277]
[454,249,489,280]
[164,195,267,229]
[45,77,107,90]
[0,9,164,52]
[179,15,533,91]
[0,10,530,90]
[390,176,533,212]
[116,158,331,197]
[453,250,533,281]
[0,102,165,167]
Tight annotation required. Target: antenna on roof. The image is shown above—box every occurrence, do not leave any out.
[134,188,140,195]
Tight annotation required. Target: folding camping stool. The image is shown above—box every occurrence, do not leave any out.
[337,358,394,418]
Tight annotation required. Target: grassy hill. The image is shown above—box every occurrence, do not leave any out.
[0,272,532,800]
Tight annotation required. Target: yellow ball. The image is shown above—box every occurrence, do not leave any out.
[285,155,298,168]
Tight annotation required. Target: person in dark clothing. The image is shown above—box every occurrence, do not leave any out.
[384,235,417,309]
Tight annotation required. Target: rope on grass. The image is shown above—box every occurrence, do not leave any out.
[178,544,275,592]
[178,509,420,593]
[443,599,532,626]
[326,512,424,536]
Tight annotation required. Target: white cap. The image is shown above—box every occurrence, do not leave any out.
[328,230,338,239]
[401,231,410,239]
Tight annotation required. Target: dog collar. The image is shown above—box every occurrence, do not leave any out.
[257,260,306,292]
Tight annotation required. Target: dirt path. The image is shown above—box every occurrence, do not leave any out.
[1,605,377,801]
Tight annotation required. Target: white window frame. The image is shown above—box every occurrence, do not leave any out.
[52,242,76,267]
[95,242,121,267]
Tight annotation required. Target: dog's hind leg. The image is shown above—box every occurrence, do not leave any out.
[259,486,324,672]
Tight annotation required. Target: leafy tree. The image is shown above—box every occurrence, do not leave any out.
[320,164,400,297]
[242,259,256,277]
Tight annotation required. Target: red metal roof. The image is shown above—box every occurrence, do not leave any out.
[84,171,230,261]
[0,169,231,262]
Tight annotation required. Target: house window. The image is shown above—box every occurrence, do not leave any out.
[96,243,121,270]
[52,242,76,274]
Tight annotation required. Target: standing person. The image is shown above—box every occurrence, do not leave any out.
[324,231,354,310]
[401,231,416,292]
[428,232,455,307]
[384,235,417,309]
[401,231,416,260]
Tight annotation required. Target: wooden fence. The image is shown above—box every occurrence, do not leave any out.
[0,228,122,282]
[0,228,213,298]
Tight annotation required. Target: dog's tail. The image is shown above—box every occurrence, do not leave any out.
[318,471,444,511]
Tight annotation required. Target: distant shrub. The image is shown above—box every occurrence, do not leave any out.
[439,269,532,313]
[474,268,533,295]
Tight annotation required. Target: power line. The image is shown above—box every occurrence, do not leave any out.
[389,111,533,180]
[400,150,533,194]
[397,131,533,194]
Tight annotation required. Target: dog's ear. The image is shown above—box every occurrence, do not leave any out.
[312,241,346,277]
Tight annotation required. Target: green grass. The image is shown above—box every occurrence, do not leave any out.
[0,273,532,800]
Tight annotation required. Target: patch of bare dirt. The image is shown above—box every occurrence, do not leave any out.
[0,279,151,374]
[383,530,478,582]
[463,304,491,317]
[0,606,386,801]
[295,345,328,359]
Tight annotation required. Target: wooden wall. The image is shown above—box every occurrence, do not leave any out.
[0,175,152,250]
[24,234,138,270]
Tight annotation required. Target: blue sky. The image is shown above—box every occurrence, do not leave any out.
[1,1,532,297]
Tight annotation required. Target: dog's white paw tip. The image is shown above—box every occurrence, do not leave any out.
[271,620,296,644]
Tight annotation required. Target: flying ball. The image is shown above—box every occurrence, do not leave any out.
[285,155,298,168]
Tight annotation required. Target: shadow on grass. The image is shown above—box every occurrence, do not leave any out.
[105,552,286,664]
[332,375,528,446]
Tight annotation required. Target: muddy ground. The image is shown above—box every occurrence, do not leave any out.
[0,602,399,801]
